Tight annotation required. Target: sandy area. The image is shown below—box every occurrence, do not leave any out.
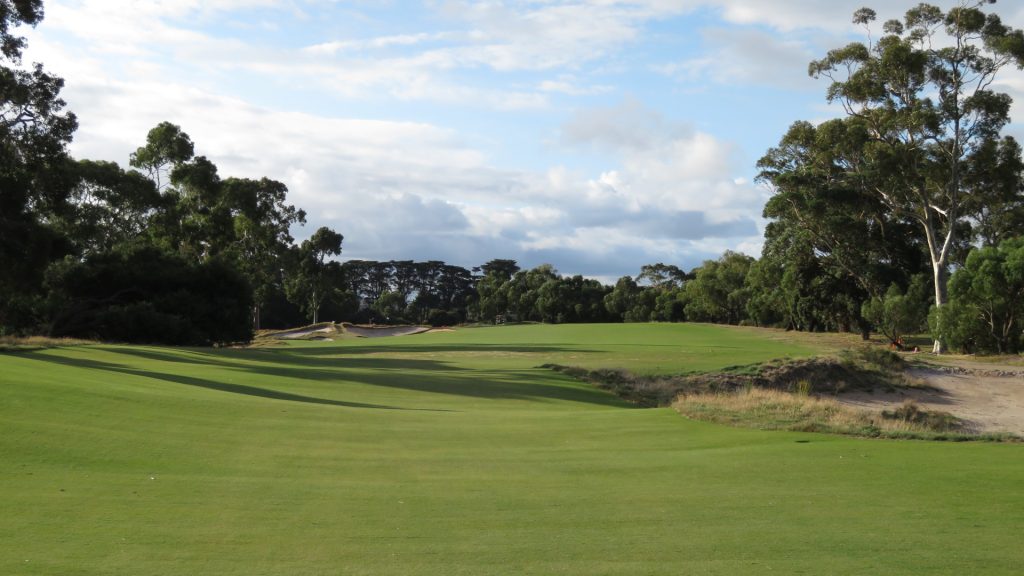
[341,324,432,338]
[838,360,1024,435]
[273,325,337,339]
[267,323,437,340]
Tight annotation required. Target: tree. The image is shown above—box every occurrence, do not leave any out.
[285,227,343,324]
[0,0,78,332]
[636,263,687,290]
[506,264,558,321]
[46,245,253,345]
[221,176,306,329]
[861,278,930,347]
[475,259,518,323]
[744,257,786,328]
[129,124,307,330]
[477,259,519,281]
[54,159,161,256]
[683,251,754,325]
[372,291,407,322]
[962,135,1024,247]
[932,237,1024,353]
[758,120,931,305]
[604,276,640,322]
[129,121,194,191]
[806,2,1024,352]
[0,1,42,60]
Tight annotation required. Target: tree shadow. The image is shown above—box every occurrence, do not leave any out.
[40,343,631,408]
[237,362,628,406]
[276,343,602,357]
[19,352,441,411]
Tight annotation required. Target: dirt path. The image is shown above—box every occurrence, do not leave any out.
[838,359,1024,435]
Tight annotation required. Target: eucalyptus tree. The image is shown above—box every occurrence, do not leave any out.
[221,176,306,329]
[758,120,930,302]
[506,264,559,322]
[805,1,1024,351]
[683,251,754,325]
[474,259,519,323]
[478,259,520,281]
[285,226,343,324]
[57,159,161,255]
[963,136,1024,247]
[604,276,642,322]
[636,263,687,289]
[129,121,194,192]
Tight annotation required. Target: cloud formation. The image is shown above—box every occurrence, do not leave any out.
[18,0,1024,279]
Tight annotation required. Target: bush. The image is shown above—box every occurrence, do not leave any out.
[425,308,459,327]
[861,279,929,345]
[929,302,985,354]
[46,246,253,345]
[932,237,1024,354]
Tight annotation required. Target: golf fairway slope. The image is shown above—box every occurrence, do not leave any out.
[2,323,1022,575]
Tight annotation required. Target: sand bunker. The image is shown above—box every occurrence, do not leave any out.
[268,323,435,340]
[342,324,432,338]
[838,360,1024,435]
[271,324,338,339]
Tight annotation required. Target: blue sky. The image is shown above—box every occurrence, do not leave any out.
[21,0,1024,280]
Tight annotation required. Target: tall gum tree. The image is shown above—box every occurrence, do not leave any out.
[804,1,1024,353]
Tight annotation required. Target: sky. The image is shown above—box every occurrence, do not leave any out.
[19,0,1024,281]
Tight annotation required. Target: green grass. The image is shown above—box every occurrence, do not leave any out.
[2,323,1023,575]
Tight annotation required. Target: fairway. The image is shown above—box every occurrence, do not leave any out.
[2,324,1022,575]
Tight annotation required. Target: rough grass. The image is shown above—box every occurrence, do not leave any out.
[672,389,1013,441]
[0,335,92,351]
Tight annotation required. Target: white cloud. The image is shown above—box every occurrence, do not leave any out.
[303,32,454,56]
[24,0,1019,279]
[538,76,614,96]
[656,27,818,90]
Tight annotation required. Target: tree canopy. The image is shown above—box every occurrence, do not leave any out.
[769,0,1024,352]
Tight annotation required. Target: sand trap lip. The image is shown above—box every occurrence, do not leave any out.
[270,324,337,339]
[342,323,432,338]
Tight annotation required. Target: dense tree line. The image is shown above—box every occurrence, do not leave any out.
[3,1,1022,353]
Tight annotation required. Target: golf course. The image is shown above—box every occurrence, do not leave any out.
[2,323,1022,575]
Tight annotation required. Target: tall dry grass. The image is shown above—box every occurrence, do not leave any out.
[673,388,977,440]
[0,335,92,351]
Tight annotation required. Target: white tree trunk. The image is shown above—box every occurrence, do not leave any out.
[923,216,951,355]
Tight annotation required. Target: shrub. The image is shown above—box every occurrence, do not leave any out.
[932,237,1024,354]
[46,246,253,345]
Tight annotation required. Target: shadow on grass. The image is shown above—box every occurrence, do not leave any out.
[20,352,443,411]
[83,344,629,407]
[271,343,604,357]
